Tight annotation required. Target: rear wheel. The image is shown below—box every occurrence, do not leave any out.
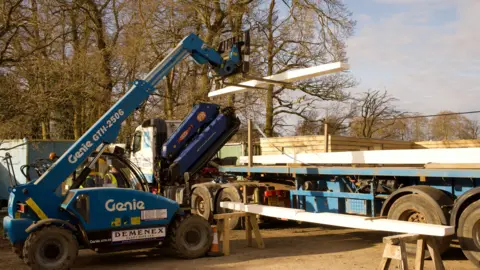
[166,214,213,259]
[216,187,242,230]
[457,200,480,268]
[191,188,212,221]
[23,226,78,270]
[387,194,452,258]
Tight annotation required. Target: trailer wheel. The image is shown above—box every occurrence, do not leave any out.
[216,187,242,230]
[23,226,78,270]
[387,194,452,258]
[166,214,213,259]
[457,200,480,268]
[191,188,212,221]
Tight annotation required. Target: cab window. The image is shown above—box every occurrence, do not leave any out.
[59,154,146,195]
[132,131,142,153]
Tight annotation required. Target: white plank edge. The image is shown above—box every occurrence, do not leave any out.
[238,147,480,165]
[208,62,350,97]
[220,202,454,237]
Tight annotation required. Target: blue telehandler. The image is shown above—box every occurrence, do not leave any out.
[3,32,248,270]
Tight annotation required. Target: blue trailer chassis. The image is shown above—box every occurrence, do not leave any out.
[219,165,480,217]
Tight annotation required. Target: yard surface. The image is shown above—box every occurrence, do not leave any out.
[0,223,474,270]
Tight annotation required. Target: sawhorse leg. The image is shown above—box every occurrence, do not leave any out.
[378,234,445,270]
[214,212,265,255]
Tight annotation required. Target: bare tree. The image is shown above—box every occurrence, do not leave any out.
[249,0,355,137]
[350,89,405,139]
[460,118,480,139]
[429,111,479,140]
[296,102,354,136]
[0,0,359,142]
[0,0,24,66]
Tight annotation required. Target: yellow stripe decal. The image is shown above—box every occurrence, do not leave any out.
[25,198,48,220]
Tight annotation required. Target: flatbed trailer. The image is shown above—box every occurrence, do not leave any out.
[219,164,480,268]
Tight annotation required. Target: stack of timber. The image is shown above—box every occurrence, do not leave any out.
[260,135,413,155]
[413,139,480,149]
[238,147,480,165]
[238,135,480,166]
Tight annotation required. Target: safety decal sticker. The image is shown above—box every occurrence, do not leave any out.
[141,209,167,221]
[131,216,141,225]
[197,111,206,122]
[111,217,121,227]
[177,124,193,143]
[111,227,165,243]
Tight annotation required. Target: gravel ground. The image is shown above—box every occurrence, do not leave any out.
[0,223,474,270]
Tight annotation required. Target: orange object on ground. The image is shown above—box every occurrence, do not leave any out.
[208,225,223,257]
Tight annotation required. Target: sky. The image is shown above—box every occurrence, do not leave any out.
[343,0,480,115]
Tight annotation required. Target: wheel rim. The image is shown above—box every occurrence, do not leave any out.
[40,240,62,262]
[195,197,205,215]
[400,210,427,223]
[183,227,205,250]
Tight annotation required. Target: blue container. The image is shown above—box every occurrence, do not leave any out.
[0,140,74,203]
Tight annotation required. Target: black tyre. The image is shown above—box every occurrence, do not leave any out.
[191,188,212,221]
[457,200,480,268]
[12,243,23,259]
[387,194,452,258]
[216,187,242,230]
[23,226,78,270]
[166,214,213,259]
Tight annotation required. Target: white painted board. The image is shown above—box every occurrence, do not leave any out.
[238,147,480,165]
[220,202,455,237]
[208,62,350,97]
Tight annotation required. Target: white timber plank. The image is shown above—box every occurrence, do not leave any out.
[220,202,455,237]
[238,147,480,165]
[208,62,350,97]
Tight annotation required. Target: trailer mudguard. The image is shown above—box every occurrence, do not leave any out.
[161,103,220,161]
[380,186,452,224]
[450,187,480,229]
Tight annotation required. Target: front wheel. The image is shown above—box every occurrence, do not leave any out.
[23,226,78,270]
[166,214,213,259]
[457,200,480,268]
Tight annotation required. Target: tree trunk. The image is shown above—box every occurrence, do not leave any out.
[195,1,225,102]
[164,69,174,119]
[264,0,276,137]
[41,121,49,140]
[85,0,113,118]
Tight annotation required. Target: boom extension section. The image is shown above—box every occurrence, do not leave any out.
[166,106,240,184]
[161,103,220,162]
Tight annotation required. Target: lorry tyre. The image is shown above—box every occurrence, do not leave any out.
[457,200,480,268]
[191,188,212,221]
[23,226,78,270]
[387,194,452,258]
[216,187,242,230]
[166,214,213,259]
